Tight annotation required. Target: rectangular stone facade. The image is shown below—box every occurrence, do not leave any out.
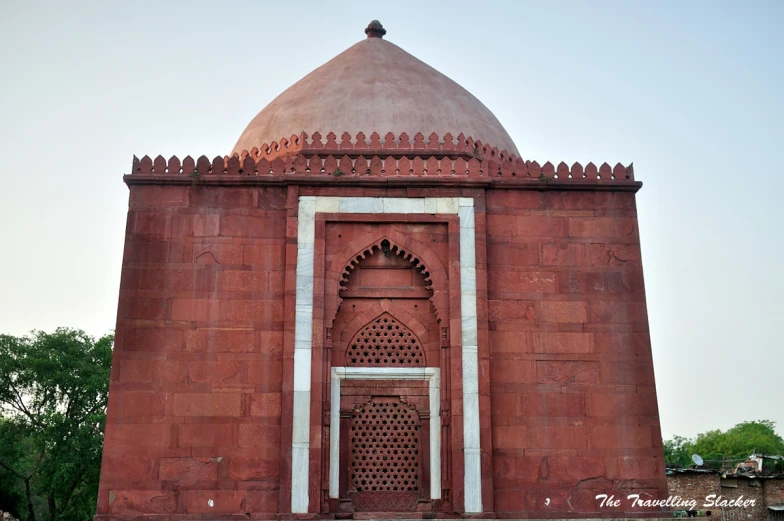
[99,186,287,519]
[97,183,667,520]
[486,190,666,517]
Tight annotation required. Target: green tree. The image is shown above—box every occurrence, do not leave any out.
[693,420,784,469]
[664,434,694,468]
[0,329,113,521]
[664,420,784,471]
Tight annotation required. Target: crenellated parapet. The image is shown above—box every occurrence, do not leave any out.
[128,132,636,188]
[236,131,513,161]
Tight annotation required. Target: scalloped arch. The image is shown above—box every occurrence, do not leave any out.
[325,233,449,329]
[339,238,433,292]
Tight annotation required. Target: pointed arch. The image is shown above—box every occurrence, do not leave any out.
[345,312,426,367]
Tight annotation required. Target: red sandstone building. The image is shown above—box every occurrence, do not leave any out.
[97,22,667,520]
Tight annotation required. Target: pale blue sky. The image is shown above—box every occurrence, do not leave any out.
[1,1,782,441]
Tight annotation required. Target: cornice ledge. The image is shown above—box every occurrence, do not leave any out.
[123,175,642,192]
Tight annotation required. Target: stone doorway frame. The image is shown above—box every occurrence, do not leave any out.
[292,196,481,513]
[329,366,441,501]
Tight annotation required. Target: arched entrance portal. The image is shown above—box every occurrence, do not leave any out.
[327,239,445,515]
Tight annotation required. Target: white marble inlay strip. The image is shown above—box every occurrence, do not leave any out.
[291,196,315,513]
[458,198,482,513]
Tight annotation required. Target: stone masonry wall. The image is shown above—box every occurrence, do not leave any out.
[486,190,667,517]
[96,185,288,519]
[97,181,667,519]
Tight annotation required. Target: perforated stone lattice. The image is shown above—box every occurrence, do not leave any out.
[347,315,424,367]
[350,401,420,493]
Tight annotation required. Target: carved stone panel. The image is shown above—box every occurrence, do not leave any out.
[346,314,425,367]
[349,397,422,511]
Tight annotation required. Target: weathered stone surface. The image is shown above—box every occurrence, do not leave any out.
[229,457,279,480]
[536,360,600,384]
[158,457,219,483]
[106,490,176,515]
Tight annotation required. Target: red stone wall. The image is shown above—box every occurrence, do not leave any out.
[485,189,667,517]
[96,185,288,519]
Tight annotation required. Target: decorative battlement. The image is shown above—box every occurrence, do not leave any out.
[235,132,515,162]
[128,132,636,187]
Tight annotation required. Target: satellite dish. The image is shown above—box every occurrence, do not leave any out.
[692,454,704,466]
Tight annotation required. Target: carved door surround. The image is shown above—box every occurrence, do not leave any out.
[324,227,444,513]
[290,196,483,515]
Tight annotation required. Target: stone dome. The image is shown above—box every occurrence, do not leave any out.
[232,22,519,156]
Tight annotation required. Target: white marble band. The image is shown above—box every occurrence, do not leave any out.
[458,198,482,513]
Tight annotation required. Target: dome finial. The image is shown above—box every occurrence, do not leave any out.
[365,20,386,39]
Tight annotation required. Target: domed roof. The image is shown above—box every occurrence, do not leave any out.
[232,22,519,156]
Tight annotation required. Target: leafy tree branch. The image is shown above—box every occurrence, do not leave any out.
[0,328,112,521]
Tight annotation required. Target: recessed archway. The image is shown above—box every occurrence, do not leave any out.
[324,233,449,329]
